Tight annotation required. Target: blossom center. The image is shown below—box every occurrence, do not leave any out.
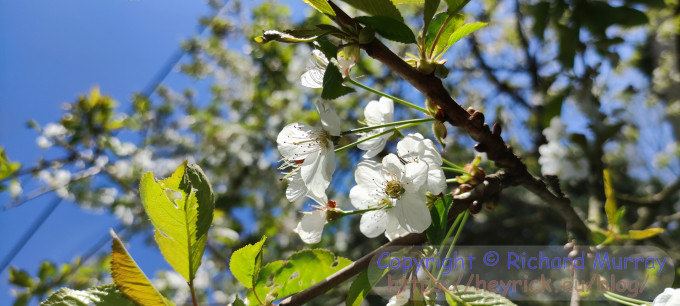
[385,179,405,199]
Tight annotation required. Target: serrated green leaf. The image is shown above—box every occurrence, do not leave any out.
[603,170,617,231]
[248,249,352,303]
[41,284,134,306]
[355,16,416,44]
[302,0,336,17]
[426,13,464,56]
[629,228,664,240]
[340,0,403,22]
[9,267,33,288]
[321,61,355,99]
[229,236,267,289]
[232,295,247,306]
[447,285,517,305]
[110,230,171,306]
[446,22,487,47]
[314,39,339,62]
[255,29,331,44]
[426,194,454,245]
[139,161,215,282]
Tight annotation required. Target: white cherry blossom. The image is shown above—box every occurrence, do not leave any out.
[397,133,446,195]
[277,100,339,201]
[358,97,394,158]
[652,288,680,306]
[301,50,354,88]
[349,154,431,239]
[294,197,334,244]
[386,287,409,306]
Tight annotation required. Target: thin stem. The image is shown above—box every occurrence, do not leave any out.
[429,13,454,59]
[341,118,435,136]
[435,212,464,262]
[445,178,459,183]
[335,122,423,153]
[442,158,466,171]
[347,78,429,113]
[437,210,470,280]
[442,167,468,174]
[189,281,199,306]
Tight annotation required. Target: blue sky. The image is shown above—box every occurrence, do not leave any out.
[0,1,211,304]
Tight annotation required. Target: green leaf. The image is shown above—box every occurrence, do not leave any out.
[423,0,441,37]
[321,61,355,99]
[447,285,517,305]
[426,194,454,245]
[0,147,21,181]
[41,284,134,306]
[248,249,352,303]
[229,236,267,289]
[346,267,389,306]
[9,267,33,288]
[340,0,404,22]
[110,230,171,306]
[139,161,215,282]
[232,296,247,306]
[603,169,617,231]
[443,0,471,14]
[314,39,339,63]
[38,262,57,281]
[255,28,331,44]
[446,22,487,46]
[354,16,416,44]
[426,13,464,56]
[628,228,664,240]
[302,0,336,17]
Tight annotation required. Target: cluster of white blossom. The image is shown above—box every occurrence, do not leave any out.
[277,51,446,244]
[538,117,589,182]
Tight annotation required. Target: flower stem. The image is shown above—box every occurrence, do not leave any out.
[437,210,470,281]
[442,167,468,174]
[347,78,429,113]
[335,122,423,153]
[341,118,435,136]
[442,158,466,171]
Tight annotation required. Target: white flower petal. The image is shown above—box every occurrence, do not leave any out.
[354,160,384,185]
[277,123,316,161]
[421,138,443,166]
[314,100,341,136]
[387,287,410,306]
[426,168,446,195]
[349,184,381,210]
[294,210,326,244]
[360,210,389,238]
[300,149,333,199]
[394,192,430,233]
[285,172,307,202]
[384,217,409,241]
[402,162,428,193]
[382,154,404,178]
[652,288,680,306]
[357,136,388,158]
[301,69,324,88]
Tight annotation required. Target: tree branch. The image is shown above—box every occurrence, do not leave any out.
[616,178,680,206]
[278,232,427,305]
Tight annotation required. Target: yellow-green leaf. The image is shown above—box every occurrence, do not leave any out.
[629,228,664,240]
[110,230,171,306]
[139,161,215,282]
[302,0,336,17]
[230,236,267,289]
[41,284,134,306]
[603,169,617,230]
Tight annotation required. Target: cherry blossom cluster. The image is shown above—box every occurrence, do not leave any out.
[276,51,446,244]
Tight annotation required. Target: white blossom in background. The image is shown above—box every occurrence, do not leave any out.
[300,50,354,88]
[9,180,22,198]
[397,133,446,195]
[36,136,52,149]
[43,123,68,138]
[386,288,409,306]
[358,97,394,158]
[114,205,134,225]
[652,288,680,306]
[350,154,430,239]
[538,118,589,182]
[108,137,137,156]
[38,169,72,199]
[277,100,339,200]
